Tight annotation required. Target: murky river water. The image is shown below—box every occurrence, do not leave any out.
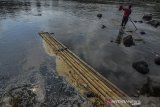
[0,0,160,106]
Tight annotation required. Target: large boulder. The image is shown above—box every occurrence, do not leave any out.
[123,35,135,47]
[147,20,160,28]
[142,14,152,21]
[132,61,149,74]
[154,57,160,65]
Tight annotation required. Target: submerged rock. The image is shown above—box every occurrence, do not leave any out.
[147,20,160,28]
[154,57,160,65]
[140,31,146,35]
[101,25,106,29]
[142,14,152,21]
[134,20,143,23]
[132,61,149,74]
[110,40,113,43]
[97,14,102,19]
[134,21,137,23]
[138,20,143,23]
[123,35,135,47]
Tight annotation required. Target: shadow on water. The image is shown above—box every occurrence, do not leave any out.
[115,27,124,44]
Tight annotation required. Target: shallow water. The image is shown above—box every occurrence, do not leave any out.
[0,0,160,106]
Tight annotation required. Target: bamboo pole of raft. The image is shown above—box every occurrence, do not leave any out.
[39,32,130,106]
[39,33,130,106]
[39,32,132,106]
[46,34,131,107]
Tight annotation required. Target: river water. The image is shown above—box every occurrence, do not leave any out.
[0,0,160,106]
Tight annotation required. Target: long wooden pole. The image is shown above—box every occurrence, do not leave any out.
[129,17,138,31]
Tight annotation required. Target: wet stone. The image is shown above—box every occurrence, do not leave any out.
[97,13,102,19]
[101,25,106,29]
[142,14,152,21]
[123,35,135,47]
[154,57,160,65]
[138,20,143,23]
[134,20,143,23]
[140,31,146,35]
[110,40,113,43]
[132,61,149,74]
[134,21,137,23]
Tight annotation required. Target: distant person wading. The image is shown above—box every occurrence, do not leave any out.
[119,5,132,27]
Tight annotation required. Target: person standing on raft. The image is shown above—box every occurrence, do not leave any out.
[119,5,132,27]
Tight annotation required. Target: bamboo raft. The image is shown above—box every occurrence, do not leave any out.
[39,32,132,107]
